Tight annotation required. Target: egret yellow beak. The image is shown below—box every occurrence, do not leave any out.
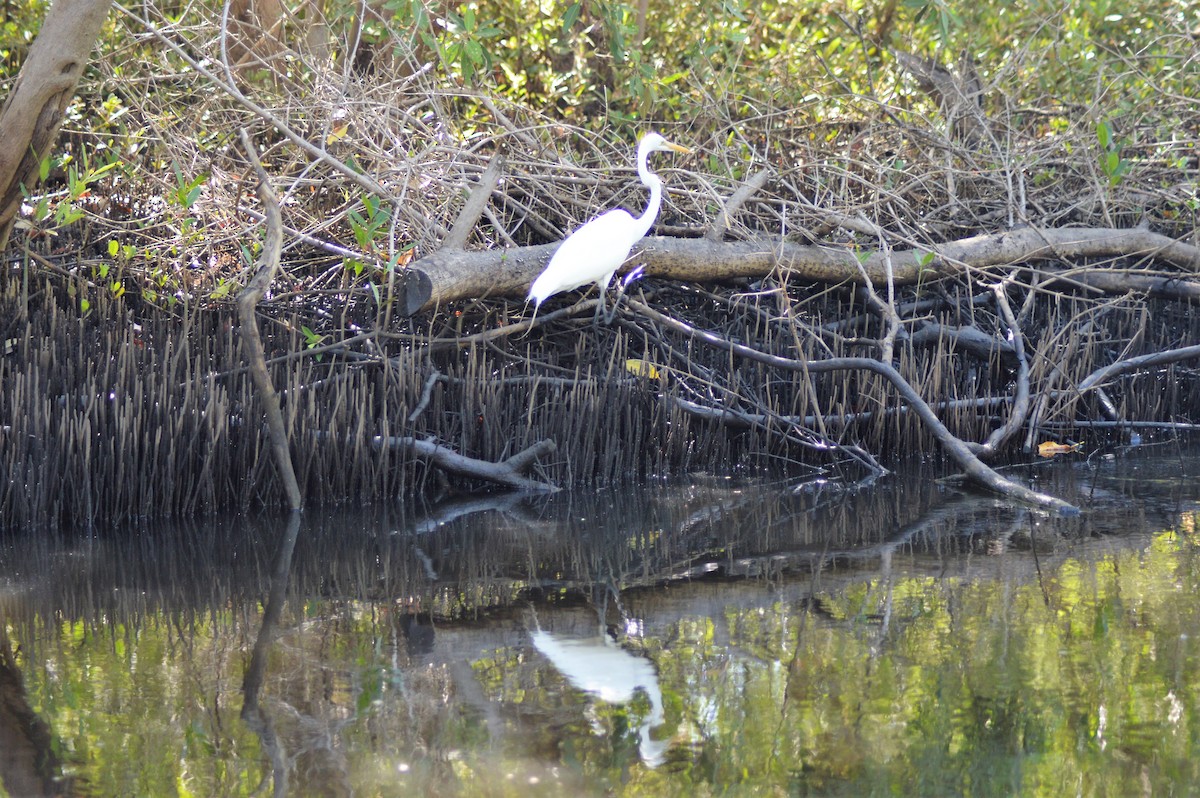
[665,142,692,155]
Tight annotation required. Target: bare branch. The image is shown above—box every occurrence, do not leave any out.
[1078,343,1200,394]
[443,153,505,251]
[236,128,302,511]
[627,297,1079,514]
[375,437,559,492]
[706,168,770,242]
[973,281,1031,456]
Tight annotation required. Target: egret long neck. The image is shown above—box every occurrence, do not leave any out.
[630,148,664,241]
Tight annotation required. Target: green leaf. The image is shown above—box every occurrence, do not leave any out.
[55,205,85,226]
[1096,120,1113,150]
[210,280,233,300]
[465,39,485,66]
[301,326,327,349]
[562,2,581,33]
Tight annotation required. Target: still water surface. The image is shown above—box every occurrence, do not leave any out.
[3,447,1200,796]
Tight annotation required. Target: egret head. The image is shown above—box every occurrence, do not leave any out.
[639,132,692,158]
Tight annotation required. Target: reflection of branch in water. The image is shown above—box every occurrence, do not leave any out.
[241,510,302,798]
[406,492,536,537]
[0,625,70,797]
[721,494,1024,579]
[405,492,551,580]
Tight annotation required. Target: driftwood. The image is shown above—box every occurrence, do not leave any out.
[373,437,560,493]
[402,226,1200,313]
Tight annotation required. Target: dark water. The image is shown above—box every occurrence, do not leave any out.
[3,445,1200,796]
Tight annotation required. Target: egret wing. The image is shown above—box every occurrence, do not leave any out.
[529,209,638,303]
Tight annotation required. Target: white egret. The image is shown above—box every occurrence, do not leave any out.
[528,132,691,324]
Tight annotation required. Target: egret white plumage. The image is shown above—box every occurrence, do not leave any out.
[527,132,691,324]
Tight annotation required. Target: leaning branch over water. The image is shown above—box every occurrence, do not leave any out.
[626,298,1080,515]
[236,130,302,511]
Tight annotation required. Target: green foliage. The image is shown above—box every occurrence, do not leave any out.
[1096,120,1132,186]
[354,0,1197,136]
[0,0,46,73]
[383,0,504,84]
[208,278,233,300]
[300,325,327,349]
[22,151,122,232]
[347,194,391,254]
[904,0,964,50]
[171,163,205,210]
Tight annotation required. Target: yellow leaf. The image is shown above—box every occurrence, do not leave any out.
[624,359,660,380]
[326,123,351,145]
[1038,441,1082,457]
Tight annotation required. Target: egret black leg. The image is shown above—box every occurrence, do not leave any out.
[602,287,622,324]
[592,291,607,326]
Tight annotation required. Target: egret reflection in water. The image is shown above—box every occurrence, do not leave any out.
[530,628,669,767]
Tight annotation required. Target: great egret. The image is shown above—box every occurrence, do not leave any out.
[528,132,691,324]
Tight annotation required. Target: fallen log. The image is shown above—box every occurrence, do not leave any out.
[400,227,1200,314]
[372,437,560,493]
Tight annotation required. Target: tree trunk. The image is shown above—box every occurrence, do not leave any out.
[0,0,113,245]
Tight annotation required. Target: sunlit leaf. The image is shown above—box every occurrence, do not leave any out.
[625,359,661,379]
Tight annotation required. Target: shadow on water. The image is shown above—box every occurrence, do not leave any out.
[3,446,1200,794]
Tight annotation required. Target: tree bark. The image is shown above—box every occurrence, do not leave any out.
[0,0,113,245]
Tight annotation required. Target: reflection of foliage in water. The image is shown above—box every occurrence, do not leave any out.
[7,517,1200,794]
[646,525,1200,794]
